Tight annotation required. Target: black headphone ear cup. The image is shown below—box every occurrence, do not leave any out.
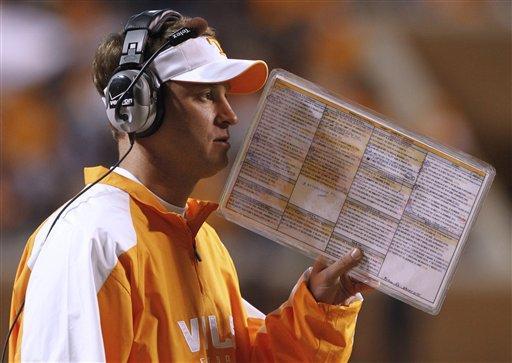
[105,70,158,134]
[135,85,166,138]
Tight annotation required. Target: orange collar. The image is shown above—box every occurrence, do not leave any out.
[84,166,219,237]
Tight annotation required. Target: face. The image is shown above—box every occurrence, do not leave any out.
[146,81,238,179]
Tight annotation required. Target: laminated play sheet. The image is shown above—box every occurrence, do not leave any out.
[219,69,495,314]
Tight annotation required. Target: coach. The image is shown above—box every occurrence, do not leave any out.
[8,9,369,362]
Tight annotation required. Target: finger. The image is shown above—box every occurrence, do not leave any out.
[341,273,356,295]
[350,276,380,294]
[324,248,363,282]
[311,255,329,274]
[353,282,378,294]
[339,276,377,300]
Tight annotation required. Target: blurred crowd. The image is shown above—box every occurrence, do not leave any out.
[2,1,511,361]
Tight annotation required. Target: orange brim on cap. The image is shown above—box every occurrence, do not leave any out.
[151,37,268,94]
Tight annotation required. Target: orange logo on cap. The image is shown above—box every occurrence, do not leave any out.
[206,37,226,56]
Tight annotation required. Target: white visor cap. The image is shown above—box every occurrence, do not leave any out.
[151,36,268,94]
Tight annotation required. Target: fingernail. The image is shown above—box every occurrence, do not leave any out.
[350,248,362,259]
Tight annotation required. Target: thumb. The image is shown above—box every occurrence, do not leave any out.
[311,255,329,274]
[323,248,363,282]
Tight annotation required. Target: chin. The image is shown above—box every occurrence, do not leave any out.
[202,157,229,178]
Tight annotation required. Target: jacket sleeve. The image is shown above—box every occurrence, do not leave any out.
[8,229,37,362]
[245,269,362,363]
[10,219,109,362]
[204,223,362,362]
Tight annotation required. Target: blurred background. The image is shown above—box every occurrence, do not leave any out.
[1,1,510,361]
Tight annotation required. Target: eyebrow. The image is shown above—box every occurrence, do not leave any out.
[170,81,229,96]
[197,83,230,93]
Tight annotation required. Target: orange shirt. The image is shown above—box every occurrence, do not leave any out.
[9,166,362,362]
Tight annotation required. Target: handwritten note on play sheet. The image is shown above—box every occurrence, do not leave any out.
[220,70,494,314]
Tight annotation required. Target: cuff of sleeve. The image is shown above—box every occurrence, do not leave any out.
[290,268,363,320]
[276,268,362,361]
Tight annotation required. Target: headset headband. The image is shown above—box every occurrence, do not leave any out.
[120,9,182,67]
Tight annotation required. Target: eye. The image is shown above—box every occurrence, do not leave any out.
[199,89,215,102]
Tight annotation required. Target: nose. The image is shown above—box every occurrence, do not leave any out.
[215,96,238,128]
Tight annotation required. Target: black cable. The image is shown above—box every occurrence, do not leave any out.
[1,301,24,363]
[1,133,136,362]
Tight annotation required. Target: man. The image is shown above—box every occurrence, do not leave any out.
[9,9,369,362]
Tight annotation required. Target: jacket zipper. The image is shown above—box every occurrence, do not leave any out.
[180,218,205,295]
[189,234,205,295]
[192,240,205,295]
[193,243,202,262]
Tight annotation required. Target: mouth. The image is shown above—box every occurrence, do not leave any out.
[213,136,230,147]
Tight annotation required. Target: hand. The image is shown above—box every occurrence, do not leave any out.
[308,248,374,306]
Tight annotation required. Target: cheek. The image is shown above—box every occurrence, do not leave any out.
[185,110,214,143]
[169,118,212,158]
[162,98,215,151]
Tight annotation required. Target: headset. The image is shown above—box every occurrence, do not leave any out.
[2,9,207,361]
[105,9,181,138]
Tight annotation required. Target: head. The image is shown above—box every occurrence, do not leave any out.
[92,10,267,179]
[92,12,217,142]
